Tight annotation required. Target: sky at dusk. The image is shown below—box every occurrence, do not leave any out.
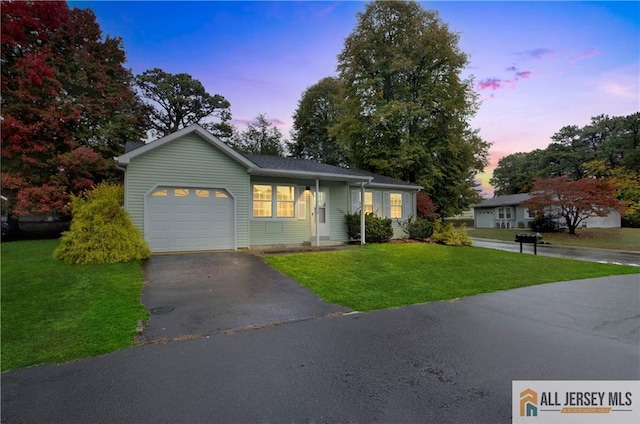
[72,1,640,196]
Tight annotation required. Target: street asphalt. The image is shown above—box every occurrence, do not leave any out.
[471,237,640,267]
[2,272,639,424]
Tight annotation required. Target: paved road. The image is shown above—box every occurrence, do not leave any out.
[2,274,638,424]
[472,238,640,267]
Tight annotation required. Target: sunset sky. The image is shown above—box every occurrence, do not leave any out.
[72,1,639,196]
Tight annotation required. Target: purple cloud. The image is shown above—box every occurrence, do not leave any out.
[478,78,508,91]
[571,48,600,63]
[521,48,554,60]
[515,70,532,79]
[505,66,517,72]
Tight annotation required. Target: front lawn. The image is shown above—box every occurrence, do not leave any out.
[467,228,640,251]
[1,240,148,371]
[265,243,639,311]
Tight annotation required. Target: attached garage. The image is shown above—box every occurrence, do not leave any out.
[145,186,235,252]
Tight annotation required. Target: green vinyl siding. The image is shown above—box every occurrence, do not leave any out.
[329,184,349,241]
[249,180,350,246]
[349,187,417,239]
[249,177,310,246]
[124,133,250,248]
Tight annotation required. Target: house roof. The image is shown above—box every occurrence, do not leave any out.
[352,169,422,189]
[242,153,367,178]
[473,193,531,208]
[115,124,422,189]
[243,153,421,189]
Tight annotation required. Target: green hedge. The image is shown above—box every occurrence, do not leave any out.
[398,216,435,240]
[345,212,393,242]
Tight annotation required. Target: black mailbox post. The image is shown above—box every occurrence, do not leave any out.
[515,233,542,255]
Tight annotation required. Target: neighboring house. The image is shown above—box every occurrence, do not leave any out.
[473,193,621,229]
[116,124,421,253]
[473,194,533,229]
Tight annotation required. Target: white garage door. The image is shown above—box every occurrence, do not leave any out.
[476,210,494,228]
[146,187,234,252]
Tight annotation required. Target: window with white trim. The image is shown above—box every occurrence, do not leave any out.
[276,186,295,218]
[363,192,373,213]
[496,207,513,219]
[390,193,403,219]
[252,184,296,218]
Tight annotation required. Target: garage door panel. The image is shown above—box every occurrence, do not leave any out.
[145,186,235,252]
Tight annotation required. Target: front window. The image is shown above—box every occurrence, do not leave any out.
[253,185,272,217]
[276,186,295,218]
[390,193,403,219]
[497,207,513,219]
[363,192,373,213]
[253,184,296,218]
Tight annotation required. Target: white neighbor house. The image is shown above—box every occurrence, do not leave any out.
[473,193,621,229]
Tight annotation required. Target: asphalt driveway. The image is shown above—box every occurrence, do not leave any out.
[138,252,350,341]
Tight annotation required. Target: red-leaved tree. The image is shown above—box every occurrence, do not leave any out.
[416,192,439,220]
[1,1,148,217]
[521,176,625,235]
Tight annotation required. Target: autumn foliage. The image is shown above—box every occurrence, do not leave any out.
[521,176,626,234]
[416,192,439,220]
[1,1,147,217]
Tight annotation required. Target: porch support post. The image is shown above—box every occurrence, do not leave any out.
[315,178,320,247]
[360,182,366,245]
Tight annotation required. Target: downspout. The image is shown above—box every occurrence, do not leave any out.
[315,179,320,247]
[360,181,366,245]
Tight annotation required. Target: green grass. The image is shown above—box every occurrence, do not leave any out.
[1,240,148,371]
[265,243,639,311]
[467,228,640,251]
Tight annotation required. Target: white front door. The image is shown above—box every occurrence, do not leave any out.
[311,187,330,237]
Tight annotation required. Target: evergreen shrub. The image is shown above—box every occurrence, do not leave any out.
[399,216,434,240]
[432,220,472,246]
[345,212,393,242]
[54,183,151,264]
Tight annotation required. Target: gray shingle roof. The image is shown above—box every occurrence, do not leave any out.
[473,193,531,208]
[124,141,145,153]
[242,153,421,188]
[242,153,366,177]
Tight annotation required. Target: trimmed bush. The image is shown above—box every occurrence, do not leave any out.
[399,216,435,241]
[345,212,393,242]
[54,183,151,264]
[432,220,472,246]
[529,213,562,233]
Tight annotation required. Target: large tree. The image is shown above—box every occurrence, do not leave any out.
[1,1,148,217]
[135,68,232,139]
[490,150,546,196]
[521,176,625,235]
[289,77,345,165]
[333,0,489,216]
[584,159,640,227]
[231,114,285,157]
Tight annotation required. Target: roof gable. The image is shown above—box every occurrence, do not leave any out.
[116,124,255,168]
